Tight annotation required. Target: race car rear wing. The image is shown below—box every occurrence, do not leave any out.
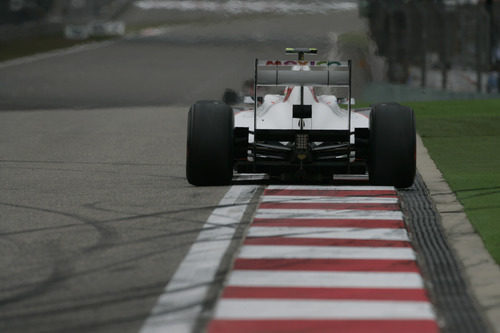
[247,50,355,173]
[255,60,351,87]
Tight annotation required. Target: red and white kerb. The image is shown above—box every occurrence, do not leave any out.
[207,185,439,333]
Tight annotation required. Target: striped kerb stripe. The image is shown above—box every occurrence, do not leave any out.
[207,186,439,333]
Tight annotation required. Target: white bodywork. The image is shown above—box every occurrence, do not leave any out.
[235,85,369,142]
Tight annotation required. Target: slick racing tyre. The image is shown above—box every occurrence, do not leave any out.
[369,103,416,188]
[186,100,234,185]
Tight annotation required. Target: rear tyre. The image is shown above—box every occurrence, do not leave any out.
[186,101,234,186]
[369,103,416,188]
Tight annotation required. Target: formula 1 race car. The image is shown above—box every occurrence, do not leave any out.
[186,48,415,187]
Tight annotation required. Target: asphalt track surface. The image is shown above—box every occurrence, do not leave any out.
[0,8,373,333]
[0,10,364,111]
[0,105,230,333]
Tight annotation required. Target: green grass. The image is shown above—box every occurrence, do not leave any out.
[0,35,112,62]
[404,99,500,264]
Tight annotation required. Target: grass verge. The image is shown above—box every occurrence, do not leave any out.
[404,99,500,264]
[0,35,112,63]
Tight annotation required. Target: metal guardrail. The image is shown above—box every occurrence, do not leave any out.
[362,82,500,103]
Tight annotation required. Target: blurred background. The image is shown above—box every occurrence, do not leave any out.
[0,0,499,110]
[1,3,499,332]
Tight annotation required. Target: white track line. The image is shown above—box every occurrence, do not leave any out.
[255,209,403,220]
[227,270,424,288]
[214,299,435,320]
[139,185,258,333]
[238,245,416,260]
[247,226,409,240]
[261,195,398,203]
